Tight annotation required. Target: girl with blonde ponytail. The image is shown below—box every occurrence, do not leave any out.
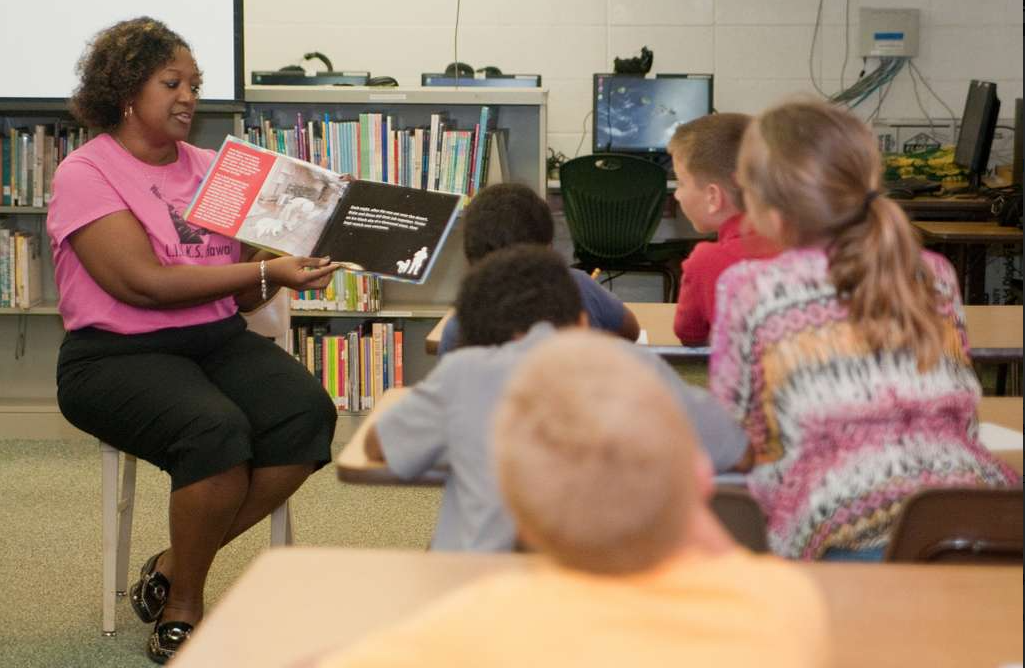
[709,99,1017,560]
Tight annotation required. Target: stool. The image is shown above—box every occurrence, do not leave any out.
[100,441,293,636]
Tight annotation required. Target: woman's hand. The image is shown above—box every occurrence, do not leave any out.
[266,256,342,291]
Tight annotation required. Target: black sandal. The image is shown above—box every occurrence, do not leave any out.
[130,551,170,623]
[147,619,193,664]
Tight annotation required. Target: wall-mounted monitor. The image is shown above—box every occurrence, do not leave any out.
[421,74,541,88]
[0,0,244,104]
[592,73,713,154]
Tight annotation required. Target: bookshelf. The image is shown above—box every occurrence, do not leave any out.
[1,88,548,437]
[247,86,548,419]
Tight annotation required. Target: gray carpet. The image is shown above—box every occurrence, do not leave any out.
[0,438,441,668]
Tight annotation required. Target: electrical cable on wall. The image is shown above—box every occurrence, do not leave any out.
[453,0,462,85]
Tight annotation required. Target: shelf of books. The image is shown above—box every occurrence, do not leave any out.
[245,86,547,414]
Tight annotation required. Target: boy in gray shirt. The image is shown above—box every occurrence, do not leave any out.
[364,245,747,551]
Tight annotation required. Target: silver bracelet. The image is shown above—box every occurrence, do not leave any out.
[259,259,268,300]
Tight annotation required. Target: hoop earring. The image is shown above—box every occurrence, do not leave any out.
[123,104,134,119]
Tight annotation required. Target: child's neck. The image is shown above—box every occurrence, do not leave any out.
[706,208,742,235]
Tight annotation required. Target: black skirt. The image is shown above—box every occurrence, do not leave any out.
[57,315,336,490]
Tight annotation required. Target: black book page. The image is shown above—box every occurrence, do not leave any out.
[313,181,462,283]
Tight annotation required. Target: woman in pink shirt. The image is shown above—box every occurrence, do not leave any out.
[48,18,339,663]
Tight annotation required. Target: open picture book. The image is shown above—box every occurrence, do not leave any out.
[184,136,463,284]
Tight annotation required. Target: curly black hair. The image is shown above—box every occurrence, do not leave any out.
[463,183,555,264]
[455,245,582,348]
[69,17,192,129]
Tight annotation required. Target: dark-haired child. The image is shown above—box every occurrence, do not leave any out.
[437,183,639,355]
[363,245,747,551]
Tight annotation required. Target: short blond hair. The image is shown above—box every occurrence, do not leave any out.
[668,112,751,209]
[494,331,699,574]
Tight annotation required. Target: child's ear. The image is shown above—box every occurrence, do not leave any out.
[577,311,590,328]
[704,182,725,216]
[693,450,715,501]
[763,207,789,244]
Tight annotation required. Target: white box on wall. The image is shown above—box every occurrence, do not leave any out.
[859,8,920,58]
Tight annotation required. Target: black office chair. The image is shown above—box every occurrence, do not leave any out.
[885,486,1024,564]
[560,153,690,302]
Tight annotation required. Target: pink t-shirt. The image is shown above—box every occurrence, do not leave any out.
[47,134,241,334]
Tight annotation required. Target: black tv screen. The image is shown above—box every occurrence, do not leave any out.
[593,74,713,154]
[954,80,1000,179]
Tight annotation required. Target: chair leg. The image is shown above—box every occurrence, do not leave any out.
[100,442,120,637]
[115,455,137,597]
[270,499,294,546]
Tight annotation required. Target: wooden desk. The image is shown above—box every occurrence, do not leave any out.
[427,304,1021,362]
[978,396,1023,431]
[913,220,1023,304]
[913,221,1023,243]
[963,305,1023,362]
[638,303,1022,362]
[424,304,707,358]
[898,195,993,221]
[173,547,1023,668]
[978,397,1024,474]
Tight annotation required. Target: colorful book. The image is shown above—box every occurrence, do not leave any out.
[185,136,463,284]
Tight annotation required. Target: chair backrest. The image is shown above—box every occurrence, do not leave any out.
[559,153,667,260]
[885,486,1024,564]
[241,289,291,349]
[710,486,769,553]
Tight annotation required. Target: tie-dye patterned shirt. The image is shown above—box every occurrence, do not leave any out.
[710,247,1017,559]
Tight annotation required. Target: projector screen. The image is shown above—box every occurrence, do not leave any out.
[0,0,243,102]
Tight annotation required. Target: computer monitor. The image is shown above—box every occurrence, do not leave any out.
[954,80,1001,189]
[592,73,713,155]
[421,74,541,88]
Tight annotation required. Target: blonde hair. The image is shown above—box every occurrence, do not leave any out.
[494,331,698,574]
[667,112,751,209]
[738,99,945,369]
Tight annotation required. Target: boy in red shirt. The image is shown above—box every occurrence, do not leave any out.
[670,113,777,345]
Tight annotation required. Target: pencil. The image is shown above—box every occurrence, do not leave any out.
[590,268,601,280]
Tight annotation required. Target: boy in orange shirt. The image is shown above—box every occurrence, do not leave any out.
[312,331,828,668]
[671,113,777,345]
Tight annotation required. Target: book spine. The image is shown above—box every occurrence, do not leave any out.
[372,322,384,403]
[321,114,330,168]
[19,133,29,206]
[468,123,481,197]
[394,325,404,388]
[31,126,44,207]
[1,134,10,206]
[472,106,489,194]
[7,129,16,206]
[383,115,391,184]
[0,229,9,307]
[385,322,395,391]
[338,337,348,411]
[348,330,358,411]
[480,132,493,188]
[427,115,440,190]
